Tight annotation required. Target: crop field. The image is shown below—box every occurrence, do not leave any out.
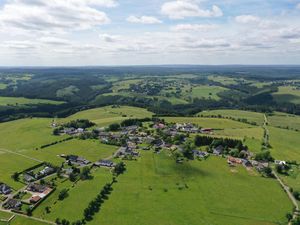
[33,168,112,222]
[190,85,227,100]
[64,105,154,126]
[268,112,300,131]
[268,127,300,161]
[198,109,265,125]
[163,117,253,129]
[272,86,300,104]
[0,96,64,106]
[89,151,292,225]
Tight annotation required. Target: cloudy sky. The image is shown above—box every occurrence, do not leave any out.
[0,0,300,66]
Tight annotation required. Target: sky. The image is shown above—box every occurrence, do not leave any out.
[0,0,300,66]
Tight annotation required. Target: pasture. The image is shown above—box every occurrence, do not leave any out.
[190,85,227,100]
[64,105,154,126]
[0,97,64,106]
[268,112,300,131]
[89,151,292,225]
[268,127,300,162]
[198,109,265,125]
[33,168,112,222]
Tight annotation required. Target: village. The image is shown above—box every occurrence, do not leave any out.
[0,117,288,219]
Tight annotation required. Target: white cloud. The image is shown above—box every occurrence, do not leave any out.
[235,15,282,30]
[171,23,218,32]
[161,1,223,19]
[0,0,111,34]
[297,3,300,10]
[99,33,121,42]
[235,15,260,24]
[126,15,162,24]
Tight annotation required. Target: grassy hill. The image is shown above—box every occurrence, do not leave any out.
[63,105,154,126]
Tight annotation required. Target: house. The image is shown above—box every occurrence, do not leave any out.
[201,128,213,134]
[192,150,209,158]
[242,159,252,168]
[67,155,90,165]
[117,146,139,157]
[153,123,165,129]
[94,160,115,167]
[251,160,269,172]
[213,145,224,155]
[228,156,243,164]
[3,199,22,210]
[23,173,35,183]
[30,195,41,204]
[36,166,55,179]
[274,160,287,166]
[27,183,47,193]
[0,183,12,195]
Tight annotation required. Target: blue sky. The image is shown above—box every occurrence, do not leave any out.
[0,0,299,66]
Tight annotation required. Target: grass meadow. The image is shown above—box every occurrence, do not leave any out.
[88,151,292,225]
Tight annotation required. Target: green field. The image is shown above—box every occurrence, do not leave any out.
[268,112,300,131]
[207,75,239,85]
[33,168,112,222]
[272,86,300,104]
[64,105,154,126]
[198,109,265,125]
[0,97,64,106]
[88,151,292,225]
[163,117,253,129]
[25,139,118,165]
[268,127,300,161]
[190,85,227,100]
[0,211,47,225]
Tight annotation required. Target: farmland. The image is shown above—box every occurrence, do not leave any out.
[198,109,265,125]
[64,105,154,126]
[0,97,64,106]
[190,85,227,100]
[90,151,292,225]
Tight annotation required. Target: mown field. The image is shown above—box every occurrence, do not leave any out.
[0,96,64,106]
[198,109,265,125]
[88,151,292,225]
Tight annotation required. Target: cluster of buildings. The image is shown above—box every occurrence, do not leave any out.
[23,165,56,183]
[3,183,53,211]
